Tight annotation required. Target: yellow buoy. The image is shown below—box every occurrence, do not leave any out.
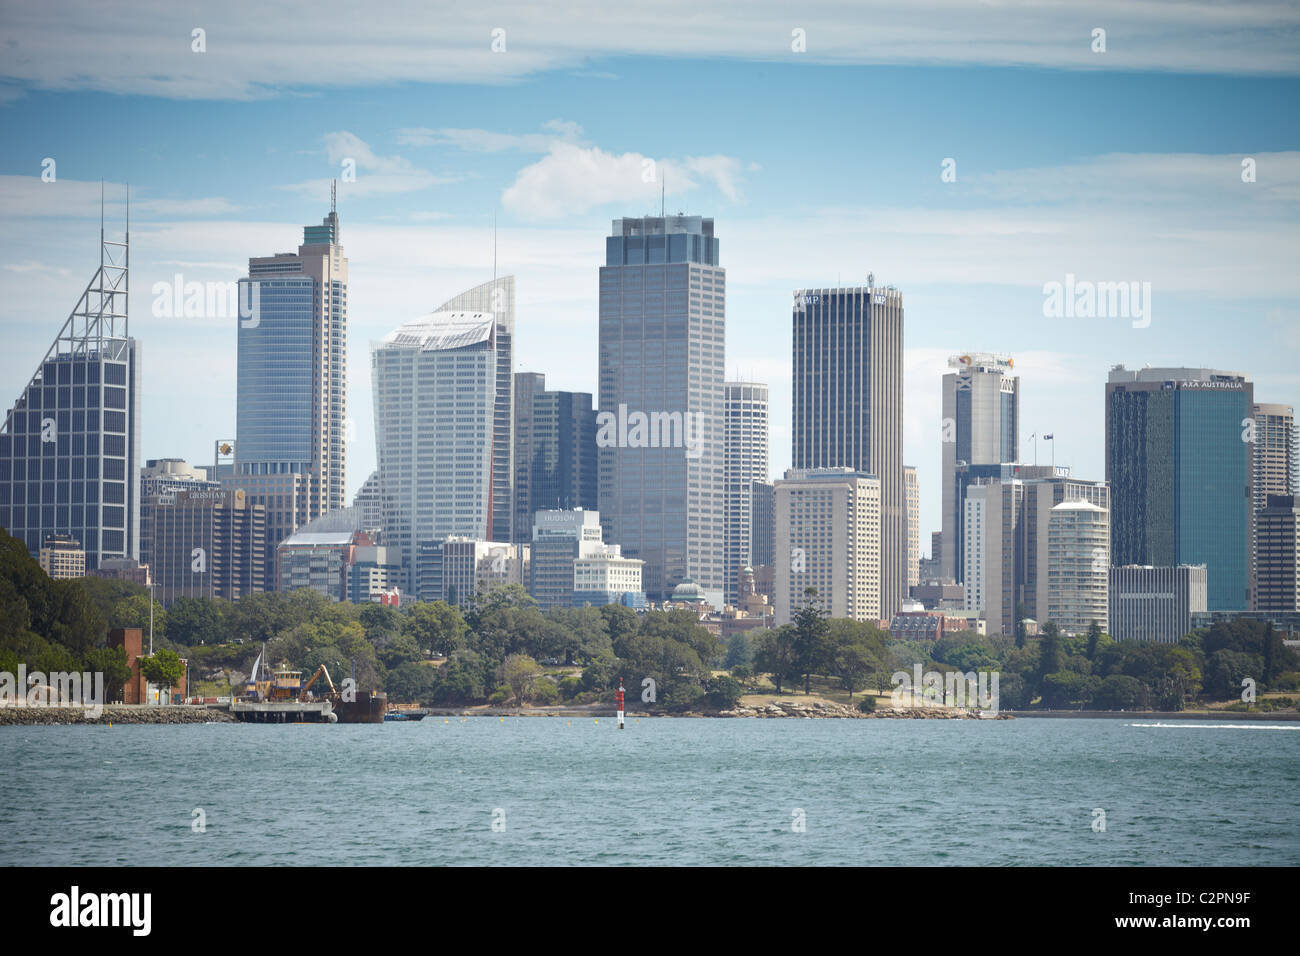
[500,716,504,722]
[594,718,598,724]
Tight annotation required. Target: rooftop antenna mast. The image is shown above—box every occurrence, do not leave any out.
[331,178,337,213]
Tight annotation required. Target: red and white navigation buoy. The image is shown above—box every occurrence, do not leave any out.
[616,678,625,730]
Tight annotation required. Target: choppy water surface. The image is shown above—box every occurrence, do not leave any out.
[2,717,1296,865]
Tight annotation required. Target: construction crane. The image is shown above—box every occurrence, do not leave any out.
[299,664,337,701]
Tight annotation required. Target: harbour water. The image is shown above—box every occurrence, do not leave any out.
[2,717,1297,866]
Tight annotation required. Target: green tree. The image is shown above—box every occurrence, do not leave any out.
[754,626,800,695]
[705,674,744,709]
[1091,674,1150,710]
[1085,621,1103,661]
[84,646,132,702]
[139,649,185,701]
[1014,602,1028,650]
[792,589,830,694]
[386,662,439,703]
[723,631,754,670]
[501,653,543,705]
[403,600,468,657]
[166,597,226,647]
[110,593,166,641]
[1037,622,1062,684]
[827,619,886,700]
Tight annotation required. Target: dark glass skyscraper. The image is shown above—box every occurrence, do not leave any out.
[598,215,725,603]
[232,208,348,578]
[513,371,597,544]
[1,224,141,569]
[792,283,905,619]
[1106,366,1253,611]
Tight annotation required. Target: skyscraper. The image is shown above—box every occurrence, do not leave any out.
[512,371,546,544]
[1106,366,1253,611]
[1255,495,1300,612]
[775,467,882,625]
[373,308,497,592]
[904,464,920,592]
[1046,500,1110,635]
[791,282,904,618]
[941,353,1018,584]
[231,207,348,578]
[1,220,141,570]
[598,215,725,604]
[513,371,597,544]
[438,276,515,543]
[148,487,266,606]
[961,467,1108,635]
[724,381,769,605]
[1251,403,1297,606]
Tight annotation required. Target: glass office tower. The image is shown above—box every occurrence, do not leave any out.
[792,282,905,619]
[232,208,348,577]
[1106,366,1253,611]
[598,215,725,604]
[0,225,141,570]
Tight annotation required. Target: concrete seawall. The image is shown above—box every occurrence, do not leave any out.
[0,704,236,725]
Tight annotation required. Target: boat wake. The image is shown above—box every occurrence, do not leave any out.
[1129,722,1300,730]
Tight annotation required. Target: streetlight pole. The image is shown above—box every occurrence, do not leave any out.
[148,582,154,656]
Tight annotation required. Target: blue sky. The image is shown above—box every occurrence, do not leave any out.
[2,1,1298,545]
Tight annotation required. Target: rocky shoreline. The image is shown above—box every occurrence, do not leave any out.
[715,699,1009,719]
[0,704,236,725]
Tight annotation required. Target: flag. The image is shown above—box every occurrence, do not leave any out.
[1044,434,1054,440]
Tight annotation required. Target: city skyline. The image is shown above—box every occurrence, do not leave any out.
[3,6,1297,550]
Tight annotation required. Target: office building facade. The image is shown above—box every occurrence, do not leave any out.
[437,277,515,543]
[941,353,1018,584]
[1046,500,1110,635]
[1106,366,1253,611]
[232,209,348,578]
[514,372,598,546]
[529,508,604,611]
[962,468,1109,635]
[904,464,920,591]
[724,381,769,606]
[792,282,904,618]
[1109,564,1208,644]
[373,308,498,593]
[148,487,266,606]
[775,468,882,625]
[1,226,141,570]
[598,215,725,604]
[1256,494,1300,612]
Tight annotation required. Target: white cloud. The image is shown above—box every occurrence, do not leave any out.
[1,1,1296,101]
[282,131,457,198]
[501,143,750,219]
[398,120,584,152]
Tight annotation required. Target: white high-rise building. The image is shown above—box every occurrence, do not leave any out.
[372,309,497,592]
[724,381,769,606]
[436,277,515,544]
[904,465,920,592]
[775,468,881,625]
[1047,500,1110,635]
[941,353,1018,585]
